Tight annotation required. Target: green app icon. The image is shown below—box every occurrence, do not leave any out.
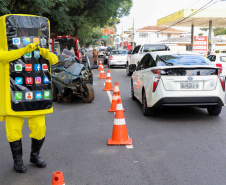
[25,52,31,58]
[15,64,22,71]
[44,91,50,98]
[15,92,22,100]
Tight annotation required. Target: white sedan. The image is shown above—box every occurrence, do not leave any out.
[207,53,226,76]
[108,50,128,68]
[131,51,225,116]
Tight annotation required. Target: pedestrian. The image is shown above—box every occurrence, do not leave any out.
[93,48,98,65]
[0,14,58,173]
[53,48,58,55]
[70,47,75,55]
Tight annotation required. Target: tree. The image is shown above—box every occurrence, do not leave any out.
[199,27,226,36]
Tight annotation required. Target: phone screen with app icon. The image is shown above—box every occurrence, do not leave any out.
[7,15,52,112]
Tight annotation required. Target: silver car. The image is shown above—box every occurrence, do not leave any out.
[108,50,128,68]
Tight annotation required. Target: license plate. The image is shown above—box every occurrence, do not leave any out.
[180,82,199,89]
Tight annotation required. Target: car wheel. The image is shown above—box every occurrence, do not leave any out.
[82,84,95,103]
[104,59,108,64]
[131,80,136,100]
[142,90,154,116]
[207,105,222,116]
[126,64,132,76]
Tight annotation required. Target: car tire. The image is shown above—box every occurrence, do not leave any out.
[142,90,154,116]
[207,105,222,116]
[126,64,132,76]
[104,59,108,64]
[131,80,136,100]
[82,84,95,103]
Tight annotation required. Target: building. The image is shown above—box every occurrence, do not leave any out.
[135,26,186,45]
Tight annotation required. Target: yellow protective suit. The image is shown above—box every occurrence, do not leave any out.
[0,14,58,142]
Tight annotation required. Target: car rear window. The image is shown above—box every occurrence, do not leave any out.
[157,55,213,66]
[143,45,167,52]
[111,50,127,55]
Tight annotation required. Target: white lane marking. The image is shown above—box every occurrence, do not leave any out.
[126,145,134,149]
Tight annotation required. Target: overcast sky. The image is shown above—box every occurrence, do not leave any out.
[116,0,226,34]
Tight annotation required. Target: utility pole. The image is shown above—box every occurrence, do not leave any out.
[132,18,135,51]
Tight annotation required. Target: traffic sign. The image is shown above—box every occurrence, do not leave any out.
[102,36,107,39]
[104,29,114,35]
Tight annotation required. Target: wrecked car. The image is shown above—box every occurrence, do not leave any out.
[51,52,94,103]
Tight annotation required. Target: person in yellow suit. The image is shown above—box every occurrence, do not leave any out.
[0,14,58,173]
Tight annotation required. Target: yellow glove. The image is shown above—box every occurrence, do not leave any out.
[0,42,39,64]
[38,46,58,65]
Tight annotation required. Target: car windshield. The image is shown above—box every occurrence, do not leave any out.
[143,45,167,52]
[111,50,127,55]
[157,55,213,66]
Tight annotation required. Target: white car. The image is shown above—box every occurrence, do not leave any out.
[131,51,225,116]
[207,53,226,76]
[98,49,106,57]
[108,50,128,68]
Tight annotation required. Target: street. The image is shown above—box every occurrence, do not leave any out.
[0,51,226,185]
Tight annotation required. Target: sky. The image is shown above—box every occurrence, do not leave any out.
[116,0,226,35]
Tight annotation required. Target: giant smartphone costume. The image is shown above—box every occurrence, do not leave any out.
[0,14,58,173]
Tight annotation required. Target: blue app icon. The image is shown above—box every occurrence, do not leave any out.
[34,51,40,58]
[15,77,23,85]
[35,92,42,99]
[34,64,41,71]
[23,38,31,45]
[43,76,49,83]
[13,38,20,45]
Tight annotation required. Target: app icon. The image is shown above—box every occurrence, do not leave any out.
[15,92,23,100]
[43,76,49,84]
[13,38,20,45]
[25,77,33,85]
[15,77,23,85]
[41,38,47,46]
[42,64,48,71]
[24,52,32,58]
[34,51,40,58]
[35,77,41,84]
[35,92,42,99]
[44,91,50,98]
[15,64,22,72]
[25,64,32,71]
[35,64,41,71]
[23,38,31,45]
[25,92,33,100]
[33,38,39,43]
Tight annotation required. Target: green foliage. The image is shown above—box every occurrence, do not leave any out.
[0,0,132,46]
[199,27,226,36]
[198,33,203,36]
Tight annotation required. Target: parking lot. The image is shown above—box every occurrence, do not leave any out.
[0,51,226,185]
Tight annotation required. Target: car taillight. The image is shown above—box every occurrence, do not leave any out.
[151,69,161,92]
[216,63,222,68]
[110,55,114,60]
[127,54,129,58]
[218,68,225,91]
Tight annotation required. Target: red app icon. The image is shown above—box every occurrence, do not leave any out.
[42,64,48,71]
[25,77,33,85]
[25,64,32,71]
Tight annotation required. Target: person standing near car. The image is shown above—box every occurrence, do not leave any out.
[92,48,98,65]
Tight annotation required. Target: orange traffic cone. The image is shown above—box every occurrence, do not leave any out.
[103,70,113,91]
[98,60,102,71]
[52,171,65,185]
[108,98,132,145]
[109,81,124,112]
[99,65,106,79]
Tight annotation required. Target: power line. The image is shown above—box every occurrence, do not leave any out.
[157,0,218,32]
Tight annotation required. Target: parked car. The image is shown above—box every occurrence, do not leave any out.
[131,51,225,116]
[207,53,226,76]
[127,44,170,76]
[98,48,106,57]
[108,49,128,68]
[51,54,94,103]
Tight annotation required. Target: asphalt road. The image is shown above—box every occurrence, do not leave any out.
[0,51,226,185]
